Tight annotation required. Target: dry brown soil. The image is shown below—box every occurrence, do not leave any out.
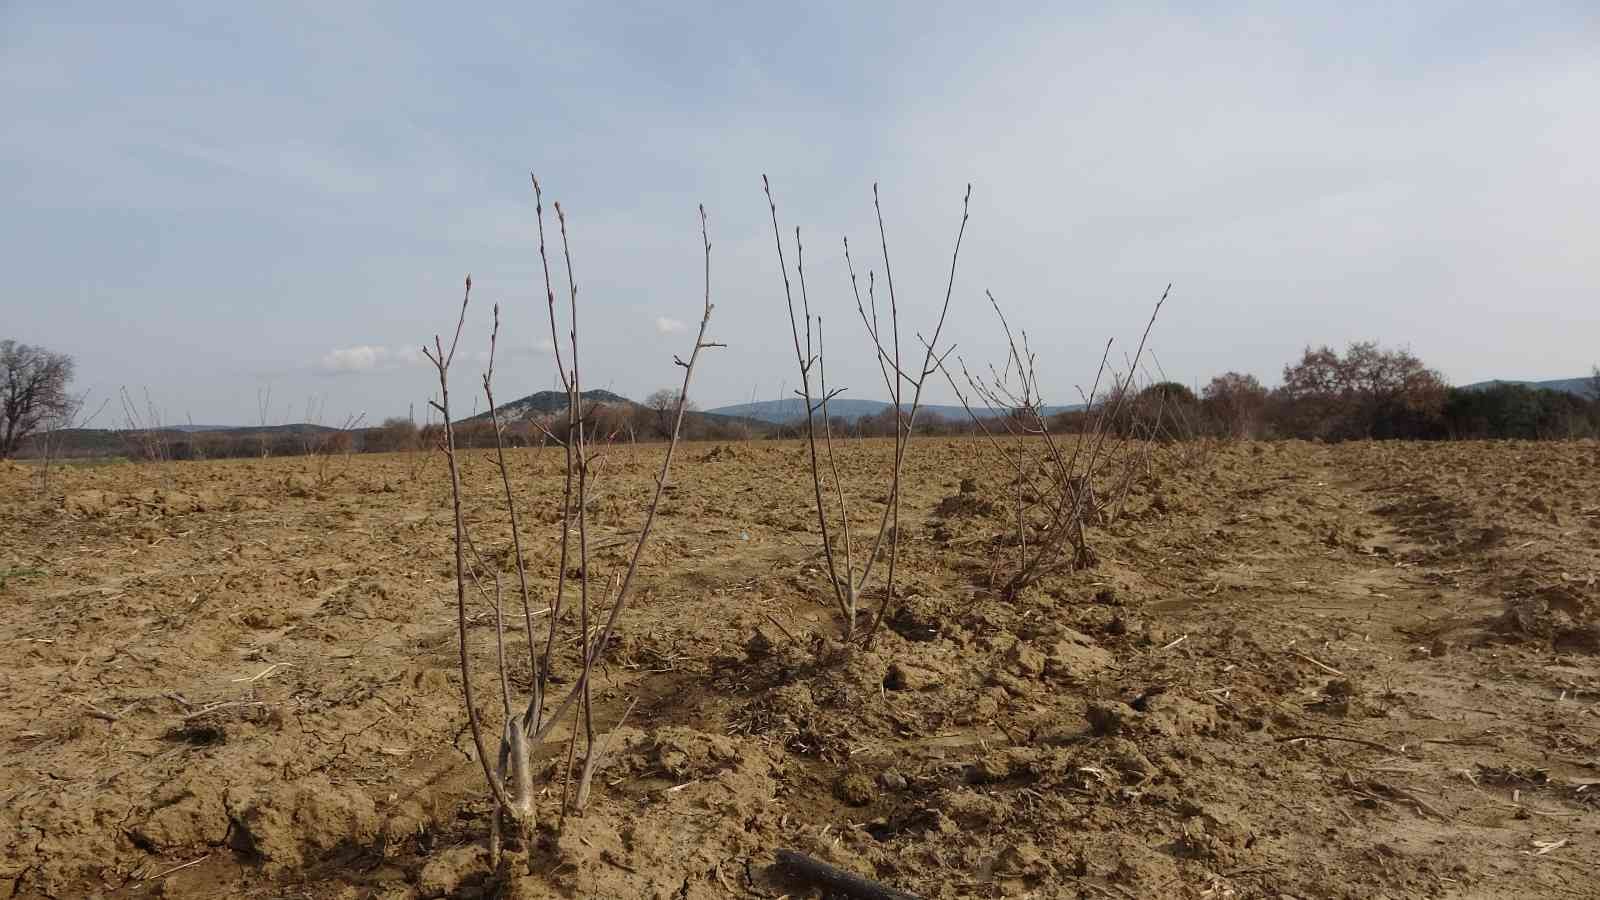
[2,438,1597,899]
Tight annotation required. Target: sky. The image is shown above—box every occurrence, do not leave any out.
[3,1,1597,426]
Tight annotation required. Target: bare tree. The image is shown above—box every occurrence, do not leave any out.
[1277,341,1446,439]
[1201,371,1268,439]
[646,387,696,438]
[1588,366,1600,403]
[372,416,420,452]
[1,340,75,458]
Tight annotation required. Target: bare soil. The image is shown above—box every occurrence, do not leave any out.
[2,438,1597,899]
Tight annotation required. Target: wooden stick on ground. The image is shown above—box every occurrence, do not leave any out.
[775,849,923,900]
[1275,733,1399,754]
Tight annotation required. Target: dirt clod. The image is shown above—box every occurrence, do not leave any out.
[417,844,487,898]
[224,776,378,871]
[833,771,876,807]
[1086,700,1137,736]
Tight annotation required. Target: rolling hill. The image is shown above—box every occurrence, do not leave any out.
[1460,377,1595,398]
[466,389,775,435]
[462,389,633,423]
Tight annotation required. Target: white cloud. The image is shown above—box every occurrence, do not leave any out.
[506,337,556,356]
[318,344,433,374]
[320,345,387,373]
[391,346,431,368]
[654,316,687,335]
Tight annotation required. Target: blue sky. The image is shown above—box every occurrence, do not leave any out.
[3,2,1596,425]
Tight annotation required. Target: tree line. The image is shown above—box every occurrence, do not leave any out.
[5,337,1600,460]
[818,343,1600,443]
[1096,343,1600,442]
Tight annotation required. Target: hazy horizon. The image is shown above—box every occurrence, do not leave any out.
[5,3,1597,426]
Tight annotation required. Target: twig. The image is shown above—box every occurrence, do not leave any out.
[78,698,119,722]
[764,176,852,634]
[763,613,801,644]
[181,701,266,721]
[423,275,518,822]
[1291,651,1346,678]
[1276,733,1400,754]
[231,662,291,683]
[144,854,209,881]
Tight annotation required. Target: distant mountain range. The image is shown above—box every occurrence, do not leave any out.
[705,397,1083,425]
[467,389,775,433]
[1460,377,1595,398]
[469,391,1087,431]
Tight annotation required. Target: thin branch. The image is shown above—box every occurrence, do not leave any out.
[763,176,852,630]
[862,183,971,645]
[539,203,722,738]
[426,276,515,816]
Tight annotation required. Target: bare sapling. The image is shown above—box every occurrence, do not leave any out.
[119,386,171,463]
[762,177,970,644]
[297,396,365,489]
[34,390,109,496]
[404,404,436,483]
[423,179,720,872]
[1096,361,1171,522]
[255,386,274,457]
[934,285,1170,597]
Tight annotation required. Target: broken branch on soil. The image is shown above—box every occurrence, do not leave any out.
[763,612,801,644]
[1290,651,1346,677]
[776,849,922,900]
[144,854,209,881]
[1276,733,1401,755]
